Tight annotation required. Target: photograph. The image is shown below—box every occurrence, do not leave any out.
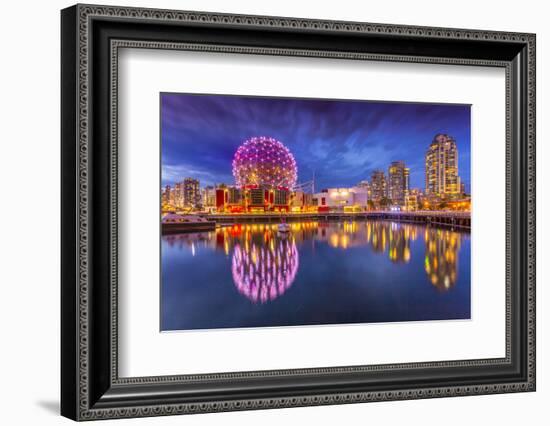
[160,94,472,331]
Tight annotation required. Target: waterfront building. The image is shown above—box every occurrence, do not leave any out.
[370,170,387,203]
[227,187,242,204]
[405,189,422,211]
[312,187,369,212]
[230,136,297,212]
[202,186,216,211]
[183,178,201,208]
[291,190,314,212]
[425,133,461,199]
[162,184,176,207]
[357,180,372,199]
[388,161,410,206]
[215,186,244,213]
[173,181,185,208]
[246,187,268,212]
[215,188,226,212]
[214,184,294,213]
[162,185,171,206]
[445,198,472,211]
[460,182,466,196]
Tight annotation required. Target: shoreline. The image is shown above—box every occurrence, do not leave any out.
[207,211,470,230]
[162,211,471,233]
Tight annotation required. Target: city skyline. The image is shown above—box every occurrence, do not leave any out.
[160,93,472,332]
[161,93,471,192]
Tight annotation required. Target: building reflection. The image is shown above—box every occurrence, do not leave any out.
[232,237,299,303]
[424,228,461,291]
[165,224,300,304]
[364,221,417,263]
[162,220,464,300]
[162,231,215,254]
[219,224,301,303]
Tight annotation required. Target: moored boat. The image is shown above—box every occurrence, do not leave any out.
[161,213,215,234]
[277,222,291,234]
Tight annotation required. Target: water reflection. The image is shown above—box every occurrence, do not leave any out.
[424,227,461,291]
[364,222,418,263]
[162,221,466,303]
[232,238,299,303]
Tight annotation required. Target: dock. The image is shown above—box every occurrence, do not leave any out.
[205,211,471,230]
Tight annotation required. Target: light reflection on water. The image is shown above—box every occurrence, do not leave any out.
[232,238,299,303]
[161,221,470,331]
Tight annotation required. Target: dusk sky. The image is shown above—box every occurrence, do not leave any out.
[161,93,471,192]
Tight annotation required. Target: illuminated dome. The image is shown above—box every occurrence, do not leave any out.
[231,238,299,303]
[232,136,298,189]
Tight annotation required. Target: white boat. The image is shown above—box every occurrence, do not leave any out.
[277,223,291,233]
[161,213,215,234]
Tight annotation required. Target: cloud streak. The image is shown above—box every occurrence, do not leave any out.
[161,94,471,192]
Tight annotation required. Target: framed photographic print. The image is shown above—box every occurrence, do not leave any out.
[61,4,536,421]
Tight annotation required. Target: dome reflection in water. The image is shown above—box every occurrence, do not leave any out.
[161,220,470,331]
[232,236,299,303]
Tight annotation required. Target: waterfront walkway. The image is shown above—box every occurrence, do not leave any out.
[206,211,471,230]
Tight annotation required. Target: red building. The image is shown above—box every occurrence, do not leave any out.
[215,185,290,213]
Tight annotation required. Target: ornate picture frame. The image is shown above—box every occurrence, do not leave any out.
[61,4,535,421]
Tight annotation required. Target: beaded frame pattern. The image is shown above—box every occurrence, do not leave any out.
[74,4,535,420]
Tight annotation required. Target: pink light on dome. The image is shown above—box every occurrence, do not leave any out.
[232,136,298,189]
[231,238,299,303]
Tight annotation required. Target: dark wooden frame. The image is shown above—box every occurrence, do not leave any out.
[61,3,536,421]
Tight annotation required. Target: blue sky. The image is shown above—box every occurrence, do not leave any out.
[161,93,471,192]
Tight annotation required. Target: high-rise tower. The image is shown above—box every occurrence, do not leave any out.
[388,161,410,206]
[425,134,460,199]
[183,178,201,208]
[370,170,387,202]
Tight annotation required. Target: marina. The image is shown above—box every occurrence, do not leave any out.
[159,94,473,332]
[161,220,470,331]
[162,210,471,234]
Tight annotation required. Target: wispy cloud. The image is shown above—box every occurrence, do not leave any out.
[161,164,232,187]
[161,94,471,191]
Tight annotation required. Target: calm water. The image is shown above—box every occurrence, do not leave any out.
[161,221,471,331]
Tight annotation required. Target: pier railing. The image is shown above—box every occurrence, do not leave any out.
[203,210,471,230]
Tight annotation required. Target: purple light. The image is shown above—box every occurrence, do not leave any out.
[232,136,298,189]
[231,238,299,303]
